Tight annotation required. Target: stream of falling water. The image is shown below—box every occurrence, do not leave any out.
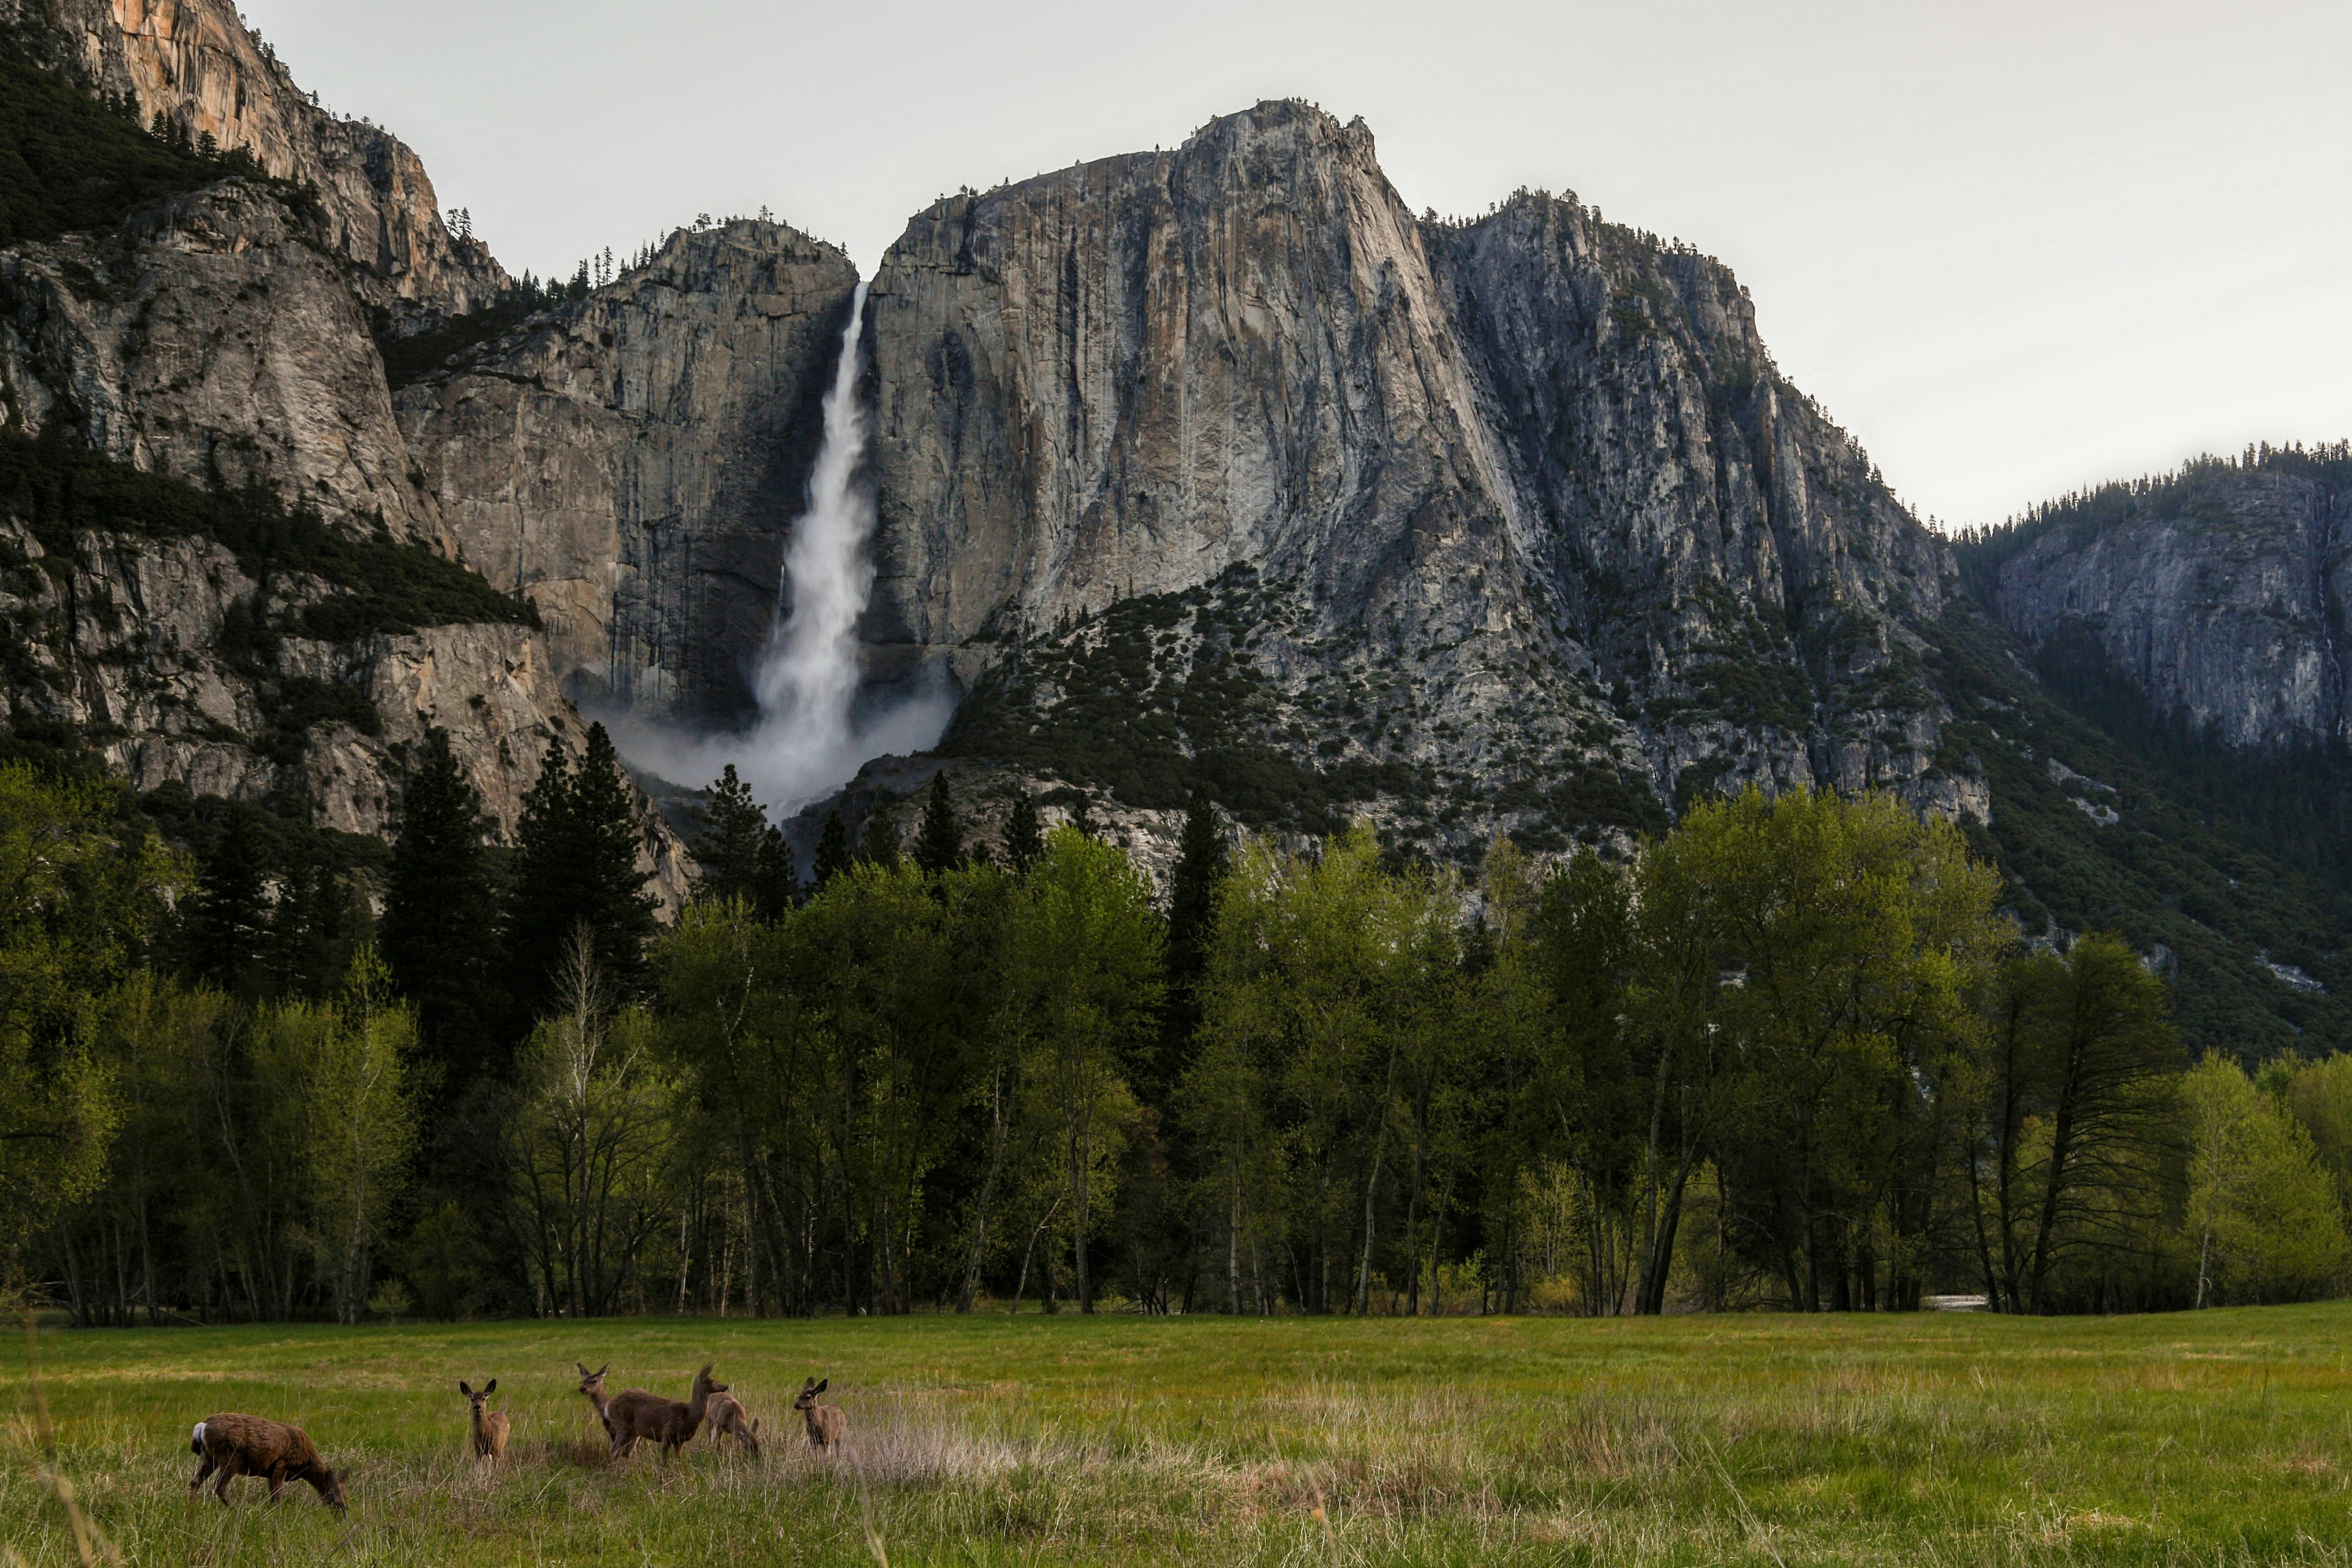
[608,279,952,820]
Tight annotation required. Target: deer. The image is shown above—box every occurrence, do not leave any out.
[702,1377,761,1457]
[187,1413,347,1514]
[459,1379,510,1470]
[576,1361,718,1459]
[794,1376,846,1452]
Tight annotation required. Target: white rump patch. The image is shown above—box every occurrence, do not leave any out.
[192,1420,207,1449]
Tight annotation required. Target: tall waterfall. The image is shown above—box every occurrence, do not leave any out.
[608,279,951,817]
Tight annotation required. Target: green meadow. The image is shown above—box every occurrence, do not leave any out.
[7,1307,2352,1566]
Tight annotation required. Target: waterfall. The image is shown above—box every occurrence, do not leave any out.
[605,279,952,817]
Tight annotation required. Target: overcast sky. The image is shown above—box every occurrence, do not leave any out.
[243,0,2350,530]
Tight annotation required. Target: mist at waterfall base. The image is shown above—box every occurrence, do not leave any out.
[605,281,954,823]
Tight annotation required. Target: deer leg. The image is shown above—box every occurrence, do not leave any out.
[189,1455,216,1494]
[266,1465,287,1502]
[214,1464,238,1503]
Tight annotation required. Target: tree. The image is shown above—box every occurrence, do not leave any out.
[752,823,800,919]
[382,729,501,1092]
[2183,1054,2348,1306]
[914,771,962,876]
[813,809,854,886]
[859,809,901,870]
[1003,792,1043,874]
[1012,828,1164,1313]
[1154,787,1228,1096]
[186,805,271,995]
[1973,933,2180,1313]
[506,725,658,1026]
[0,764,178,1281]
[690,764,769,907]
[504,929,679,1317]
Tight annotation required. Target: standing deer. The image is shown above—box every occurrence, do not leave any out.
[459,1379,510,1469]
[703,1376,761,1456]
[576,1361,718,1459]
[794,1376,846,1451]
[187,1413,347,1513]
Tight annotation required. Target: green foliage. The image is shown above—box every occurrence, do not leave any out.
[0,429,538,641]
[858,807,902,869]
[2185,1053,2351,1305]
[0,23,265,248]
[373,276,572,391]
[1001,791,1042,874]
[812,807,853,887]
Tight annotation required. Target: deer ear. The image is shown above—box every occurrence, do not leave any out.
[576,1363,589,1376]
[802,1377,816,1391]
[483,1379,496,1395]
[459,1381,472,1396]
[814,1378,827,1394]
[596,1364,609,1378]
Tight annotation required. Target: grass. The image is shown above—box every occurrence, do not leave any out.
[8,1306,2352,1565]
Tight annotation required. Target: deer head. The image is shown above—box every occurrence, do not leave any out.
[793,1376,827,1412]
[460,1378,499,1414]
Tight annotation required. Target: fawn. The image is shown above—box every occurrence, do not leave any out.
[459,1379,510,1469]
[703,1376,761,1456]
[576,1361,718,1459]
[188,1414,347,1513]
[794,1376,846,1451]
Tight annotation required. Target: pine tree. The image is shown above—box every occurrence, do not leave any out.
[752,823,800,918]
[691,764,768,907]
[913,771,962,876]
[186,806,271,995]
[1069,791,1097,839]
[1153,787,1228,1096]
[382,729,502,1090]
[505,725,657,1025]
[859,808,901,870]
[813,807,853,886]
[1005,792,1043,873]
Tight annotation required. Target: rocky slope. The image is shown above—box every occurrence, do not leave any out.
[1967,448,2352,753]
[6,0,505,317]
[396,222,859,723]
[870,102,1975,855]
[0,4,687,903]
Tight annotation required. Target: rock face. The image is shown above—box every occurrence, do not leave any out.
[9,0,505,316]
[1980,456,2352,753]
[1,182,446,543]
[397,222,859,723]
[868,102,1967,850]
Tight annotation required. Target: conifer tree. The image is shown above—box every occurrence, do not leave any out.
[859,808,902,870]
[505,724,657,1025]
[752,823,800,918]
[913,771,962,876]
[383,729,501,1090]
[1069,791,1097,839]
[1004,791,1043,874]
[691,764,768,907]
[1152,788,1227,1096]
[186,807,271,995]
[813,807,853,886]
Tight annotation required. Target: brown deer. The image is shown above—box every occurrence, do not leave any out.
[187,1414,347,1513]
[703,1378,761,1456]
[576,1361,718,1459]
[459,1379,510,1469]
[794,1376,846,1451]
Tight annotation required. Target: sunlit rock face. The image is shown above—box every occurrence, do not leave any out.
[1987,466,2352,753]
[17,0,507,315]
[396,222,861,725]
[861,100,1962,847]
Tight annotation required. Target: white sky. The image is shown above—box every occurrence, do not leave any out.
[241,0,2352,530]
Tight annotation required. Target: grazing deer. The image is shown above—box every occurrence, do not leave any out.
[459,1379,510,1469]
[703,1378,761,1456]
[576,1361,718,1459]
[187,1413,347,1514]
[794,1376,846,1451]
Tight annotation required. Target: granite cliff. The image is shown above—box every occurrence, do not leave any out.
[396,222,859,723]
[1965,447,2352,754]
[869,103,1972,856]
[5,0,505,317]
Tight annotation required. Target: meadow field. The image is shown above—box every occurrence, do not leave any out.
[7,1306,2352,1567]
